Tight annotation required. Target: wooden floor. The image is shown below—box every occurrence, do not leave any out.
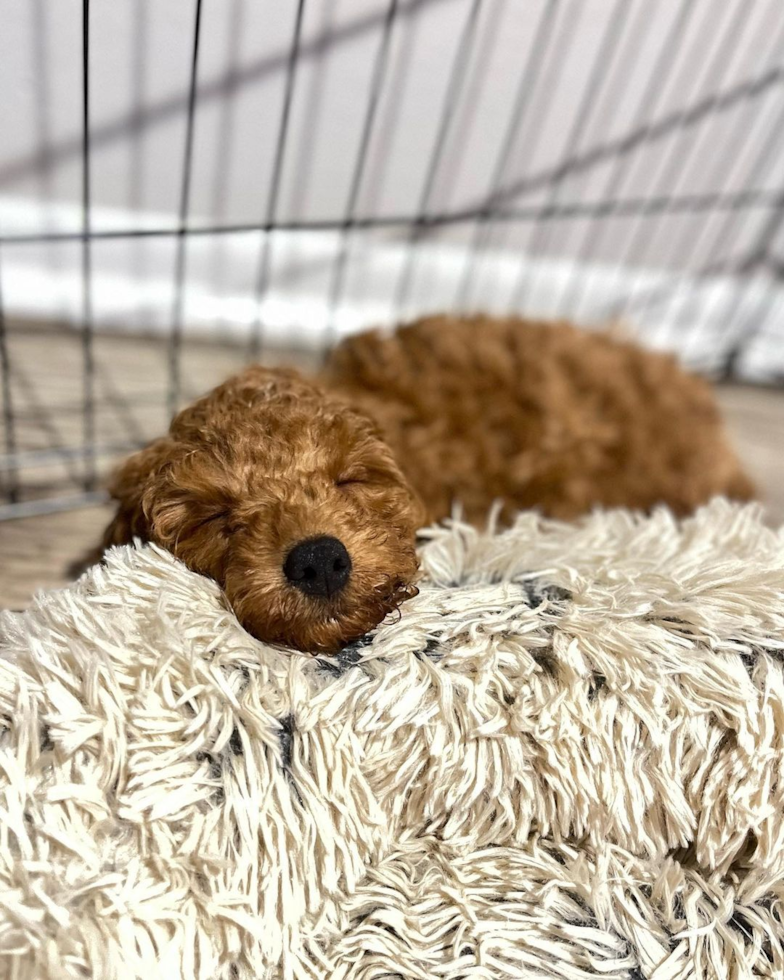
[0,324,782,610]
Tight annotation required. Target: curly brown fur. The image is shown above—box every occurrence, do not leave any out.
[321,315,754,524]
[101,315,753,651]
[102,367,423,651]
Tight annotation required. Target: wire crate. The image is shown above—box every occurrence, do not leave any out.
[1,0,784,520]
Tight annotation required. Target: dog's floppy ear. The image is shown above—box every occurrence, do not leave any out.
[104,438,238,579]
[103,437,177,548]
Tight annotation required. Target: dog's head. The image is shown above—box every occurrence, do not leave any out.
[104,368,424,652]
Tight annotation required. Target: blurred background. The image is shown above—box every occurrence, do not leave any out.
[1,0,782,603]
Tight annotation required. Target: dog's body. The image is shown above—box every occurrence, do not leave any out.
[102,315,753,649]
[322,315,753,523]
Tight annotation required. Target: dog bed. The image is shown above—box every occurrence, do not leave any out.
[1,500,783,979]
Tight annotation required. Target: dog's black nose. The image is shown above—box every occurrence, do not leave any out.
[283,536,352,598]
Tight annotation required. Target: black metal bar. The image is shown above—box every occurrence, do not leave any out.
[560,0,700,319]
[550,0,653,317]
[6,357,83,486]
[32,0,53,205]
[128,0,148,213]
[0,491,110,523]
[422,0,509,229]
[0,189,782,246]
[511,0,634,313]
[93,363,150,447]
[453,0,561,309]
[249,0,307,358]
[126,0,150,337]
[455,60,784,220]
[652,0,784,363]
[0,440,148,473]
[500,191,784,220]
[31,0,65,291]
[719,280,784,380]
[355,2,420,216]
[687,41,784,370]
[715,266,784,379]
[0,245,18,504]
[459,0,591,307]
[210,0,244,223]
[207,0,245,334]
[393,0,484,317]
[348,0,424,310]
[324,0,399,345]
[473,0,585,303]
[606,0,759,322]
[168,0,204,417]
[705,189,784,375]
[81,0,96,491]
[287,0,338,221]
[599,251,747,322]
[662,6,784,276]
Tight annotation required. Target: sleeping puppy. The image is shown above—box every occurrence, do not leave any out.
[101,316,753,651]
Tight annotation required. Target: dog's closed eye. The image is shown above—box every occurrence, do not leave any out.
[336,469,367,488]
[197,509,230,529]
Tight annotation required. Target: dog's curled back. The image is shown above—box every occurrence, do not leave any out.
[321,315,754,524]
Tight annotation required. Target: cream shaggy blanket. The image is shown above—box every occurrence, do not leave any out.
[1,501,784,979]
